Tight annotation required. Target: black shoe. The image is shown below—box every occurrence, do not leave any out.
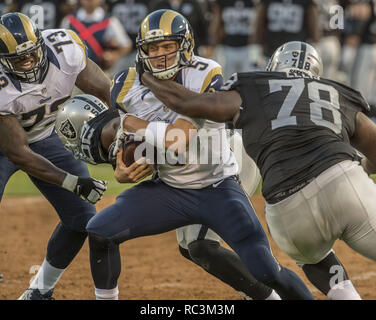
[18,288,55,300]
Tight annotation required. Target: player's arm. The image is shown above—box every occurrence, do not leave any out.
[350,112,376,174]
[0,115,107,203]
[113,116,197,183]
[99,118,153,184]
[122,116,197,150]
[141,72,241,123]
[75,58,112,107]
[0,115,67,184]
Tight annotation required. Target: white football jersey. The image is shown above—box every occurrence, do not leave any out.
[0,29,87,144]
[111,55,238,189]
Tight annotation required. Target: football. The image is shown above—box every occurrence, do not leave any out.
[122,141,143,167]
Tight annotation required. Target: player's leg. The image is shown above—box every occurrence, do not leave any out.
[318,36,341,80]
[301,250,360,300]
[0,151,19,200]
[265,161,366,300]
[86,178,191,300]
[336,162,376,259]
[312,161,376,299]
[212,45,227,79]
[19,133,96,299]
[351,44,375,105]
[229,130,261,197]
[222,45,238,80]
[177,225,280,300]
[192,177,314,300]
[0,151,20,287]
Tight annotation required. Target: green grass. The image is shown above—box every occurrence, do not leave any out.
[3,164,135,196]
[6,164,369,197]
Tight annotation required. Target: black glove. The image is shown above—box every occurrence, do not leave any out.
[74,177,107,204]
[135,53,148,84]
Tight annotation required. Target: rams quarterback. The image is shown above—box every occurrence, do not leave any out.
[57,9,314,300]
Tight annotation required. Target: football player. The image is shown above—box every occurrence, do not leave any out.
[73,9,314,300]
[316,0,342,80]
[60,0,133,72]
[105,0,150,73]
[138,41,376,300]
[254,0,321,60]
[209,0,262,80]
[0,12,109,299]
[348,0,376,112]
[55,95,279,300]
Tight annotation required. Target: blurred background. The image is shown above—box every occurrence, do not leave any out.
[3,0,376,109]
[2,0,376,194]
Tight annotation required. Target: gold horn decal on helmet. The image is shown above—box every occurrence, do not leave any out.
[140,17,150,41]
[0,24,18,53]
[159,10,178,35]
[18,13,38,43]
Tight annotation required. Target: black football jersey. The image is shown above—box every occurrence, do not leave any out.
[222,71,369,202]
[263,0,315,57]
[11,0,66,29]
[148,0,210,52]
[106,0,150,46]
[215,0,257,47]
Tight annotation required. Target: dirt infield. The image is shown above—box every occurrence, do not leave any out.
[1,194,376,300]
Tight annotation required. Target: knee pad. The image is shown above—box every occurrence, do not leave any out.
[46,222,88,269]
[88,232,117,250]
[178,245,192,261]
[88,233,121,290]
[188,239,220,269]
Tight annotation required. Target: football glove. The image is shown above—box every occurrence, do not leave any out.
[62,174,107,204]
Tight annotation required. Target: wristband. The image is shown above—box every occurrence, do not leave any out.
[145,121,169,149]
[62,173,78,192]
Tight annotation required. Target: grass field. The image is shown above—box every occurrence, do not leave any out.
[6,163,371,198]
[3,164,134,196]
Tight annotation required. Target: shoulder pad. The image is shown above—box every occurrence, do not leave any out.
[110,67,138,112]
[0,72,23,111]
[185,56,224,93]
[42,29,87,75]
